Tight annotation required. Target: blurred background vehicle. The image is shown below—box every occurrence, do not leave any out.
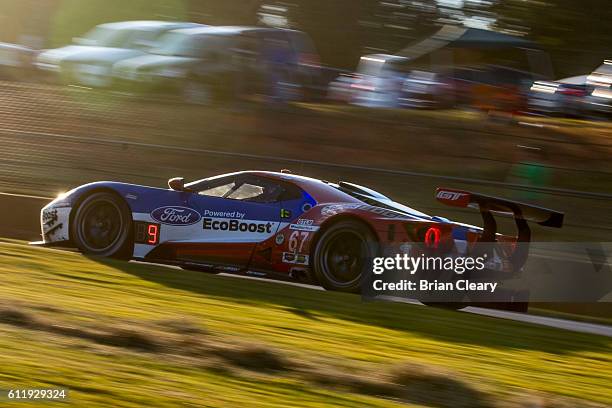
[528,61,612,119]
[455,65,538,113]
[585,60,612,118]
[350,54,408,107]
[326,72,358,104]
[399,70,453,109]
[585,86,612,118]
[0,42,37,81]
[340,26,550,112]
[586,60,612,87]
[35,20,200,88]
[528,80,593,117]
[113,25,324,104]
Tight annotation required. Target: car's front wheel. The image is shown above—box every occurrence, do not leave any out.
[71,192,132,259]
[313,220,378,293]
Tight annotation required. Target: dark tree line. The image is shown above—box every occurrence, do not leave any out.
[492,0,612,77]
[189,0,611,76]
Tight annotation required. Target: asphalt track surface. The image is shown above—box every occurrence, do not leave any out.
[2,192,610,338]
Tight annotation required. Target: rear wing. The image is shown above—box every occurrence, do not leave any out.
[436,187,563,241]
[435,188,564,228]
[435,188,564,268]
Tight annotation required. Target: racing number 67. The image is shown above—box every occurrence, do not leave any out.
[288,231,308,253]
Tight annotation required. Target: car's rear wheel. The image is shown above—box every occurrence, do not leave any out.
[313,220,378,293]
[71,192,132,259]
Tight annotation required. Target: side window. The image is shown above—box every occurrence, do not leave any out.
[198,182,236,198]
[194,176,284,203]
[227,183,264,200]
[230,178,284,203]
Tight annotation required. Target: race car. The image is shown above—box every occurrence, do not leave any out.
[35,171,563,296]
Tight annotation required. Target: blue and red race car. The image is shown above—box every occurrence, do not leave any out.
[36,170,563,294]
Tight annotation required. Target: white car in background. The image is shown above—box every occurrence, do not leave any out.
[0,42,37,80]
[35,21,200,88]
[528,60,612,119]
[585,60,612,118]
[350,54,409,108]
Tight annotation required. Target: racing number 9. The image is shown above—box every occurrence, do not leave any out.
[134,222,160,245]
[147,224,159,245]
[288,231,308,253]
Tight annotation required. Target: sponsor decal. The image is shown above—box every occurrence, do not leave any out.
[151,206,201,226]
[42,209,59,226]
[280,209,292,219]
[436,190,468,201]
[247,271,267,277]
[296,218,314,226]
[125,193,138,200]
[289,218,317,231]
[203,218,276,234]
[321,203,407,219]
[321,204,351,217]
[202,209,246,219]
[46,223,63,236]
[275,234,285,245]
[282,252,309,265]
[214,265,241,272]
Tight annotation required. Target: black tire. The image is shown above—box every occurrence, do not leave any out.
[71,192,133,259]
[312,220,378,293]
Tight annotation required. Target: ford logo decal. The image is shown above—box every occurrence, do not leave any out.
[151,206,201,226]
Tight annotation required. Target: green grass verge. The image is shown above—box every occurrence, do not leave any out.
[0,240,610,407]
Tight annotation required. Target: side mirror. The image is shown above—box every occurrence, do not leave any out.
[168,177,186,191]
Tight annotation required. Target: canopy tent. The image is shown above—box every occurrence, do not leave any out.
[396,25,540,61]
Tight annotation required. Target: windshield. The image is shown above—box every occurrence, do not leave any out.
[594,63,612,76]
[151,32,220,57]
[80,26,162,48]
[81,27,135,47]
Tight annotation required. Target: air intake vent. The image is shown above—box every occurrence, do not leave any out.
[338,182,389,200]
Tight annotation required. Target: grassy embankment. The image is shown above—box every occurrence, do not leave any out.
[0,239,610,407]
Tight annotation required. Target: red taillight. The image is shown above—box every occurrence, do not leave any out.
[557,88,587,97]
[424,227,441,249]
